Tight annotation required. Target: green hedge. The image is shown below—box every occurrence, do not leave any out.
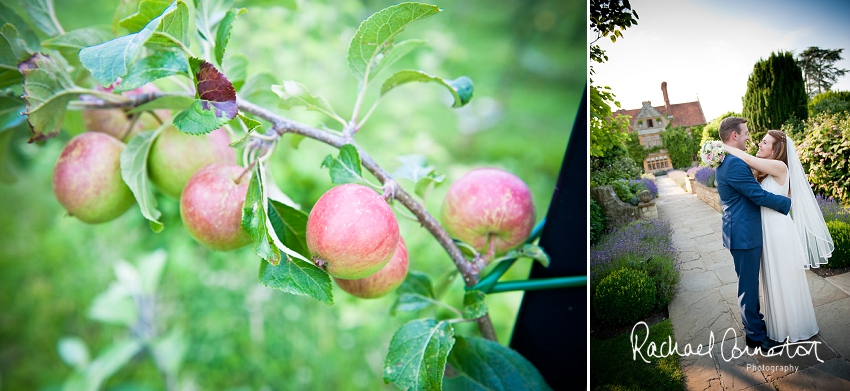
[826,220,850,268]
[593,268,656,326]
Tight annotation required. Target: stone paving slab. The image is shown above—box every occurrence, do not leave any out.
[653,176,850,390]
[825,272,850,296]
[813,297,850,359]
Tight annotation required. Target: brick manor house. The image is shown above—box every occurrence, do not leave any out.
[613,82,707,173]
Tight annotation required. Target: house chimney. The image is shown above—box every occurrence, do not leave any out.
[661,81,671,118]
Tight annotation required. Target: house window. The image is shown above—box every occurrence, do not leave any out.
[647,119,654,128]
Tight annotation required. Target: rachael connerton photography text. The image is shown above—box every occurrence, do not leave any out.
[630,321,825,364]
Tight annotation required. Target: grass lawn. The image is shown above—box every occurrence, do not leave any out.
[590,319,685,391]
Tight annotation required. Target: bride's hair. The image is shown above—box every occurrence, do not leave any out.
[754,129,789,183]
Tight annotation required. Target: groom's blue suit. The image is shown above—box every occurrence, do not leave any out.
[716,154,791,342]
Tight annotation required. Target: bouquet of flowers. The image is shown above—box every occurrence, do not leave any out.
[700,140,727,168]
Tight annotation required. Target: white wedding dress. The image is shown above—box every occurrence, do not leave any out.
[760,169,819,342]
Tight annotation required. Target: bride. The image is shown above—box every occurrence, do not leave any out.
[722,129,834,343]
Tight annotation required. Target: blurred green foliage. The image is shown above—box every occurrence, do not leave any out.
[0,0,584,389]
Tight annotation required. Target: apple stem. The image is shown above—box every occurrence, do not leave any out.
[236,160,258,184]
[119,113,142,143]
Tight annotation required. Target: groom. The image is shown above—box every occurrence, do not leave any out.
[715,117,791,351]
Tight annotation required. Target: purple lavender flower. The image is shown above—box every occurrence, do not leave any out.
[695,167,716,187]
[590,219,676,280]
[817,194,850,224]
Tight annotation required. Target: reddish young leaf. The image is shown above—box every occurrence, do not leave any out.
[192,58,237,119]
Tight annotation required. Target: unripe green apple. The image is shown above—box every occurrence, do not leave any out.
[180,164,251,251]
[147,125,235,199]
[52,132,135,224]
[306,184,400,280]
[440,168,535,256]
[82,83,170,142]
[334,237,409,299]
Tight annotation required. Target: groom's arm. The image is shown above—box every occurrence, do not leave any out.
[725,158,791,214]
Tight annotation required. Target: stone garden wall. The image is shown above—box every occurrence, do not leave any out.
[693,180,722,213]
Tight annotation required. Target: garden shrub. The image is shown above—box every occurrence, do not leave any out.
[809,90,850,116]
[797,112,850,204]
[593,268,656,326]
[591,198,607,246]
[590,220,677,309]
[825,220,850,269]
[694,167,716,188]
[686,166,699,178]
[610,180,634,204]
[590,146,642,187]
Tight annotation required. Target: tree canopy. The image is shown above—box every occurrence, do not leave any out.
[589,0,639,157]
[796,47,848,98]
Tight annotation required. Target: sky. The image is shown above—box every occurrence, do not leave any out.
[591,0,850,122]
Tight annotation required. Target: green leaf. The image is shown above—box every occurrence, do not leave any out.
[113,51,189,93]
[214,7,246,66]
[223,54,248,91]
[228,113,262,148]
[347,2,441,82]
[391,271,436,314]
[392,155,445,198]
[18,53,84,142]
[259,258,333,305]
[496,244,550,267]
[21,0,62,37]
[447,336,553,391]
[381,70,473,108]
[119,129,164,232]
[462,290,487,319]
[235,0,296,10]
[40,27,113,65]
[267,199,310,260]
[272,80,344,124]
[137,249,167,295]
[128,94,194,114]
[88,283,137,326]
[0,69,23,89]
[0,3,39,50]
[80,31,151,87]
[391,293,436,315]
[150,327,188,376]
[80,1,182,86]
[383,318,455,390]
[399,270,435,297]
[118,0,170,32]
[1,23,31,71]
[192,0,218,43]
[57,337,90,371]
[239,72,279,107]
[321,144,369,185]
[242,164,281,265]
[147,1,190,49]
[172,99,231,135]
[371,39,426,80]
[61,339,143,391]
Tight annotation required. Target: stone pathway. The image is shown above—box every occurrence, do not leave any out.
[656,176,850,390]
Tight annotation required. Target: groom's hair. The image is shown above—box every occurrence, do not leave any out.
[718,117,747,142]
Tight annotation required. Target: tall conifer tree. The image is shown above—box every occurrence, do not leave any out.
[741,51,808,148]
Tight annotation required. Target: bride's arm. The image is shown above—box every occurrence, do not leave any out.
[722,144,786,177]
